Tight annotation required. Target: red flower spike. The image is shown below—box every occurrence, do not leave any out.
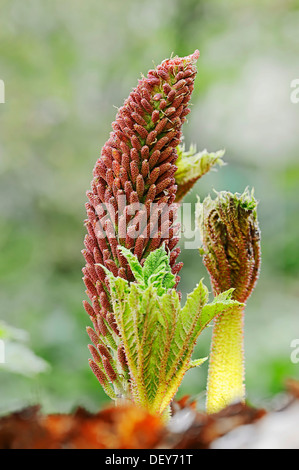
[89,360,108,387]
[83,51,199,396]
[98,343,112,360]
[117,343,128,372]
[83,300,96,319]
[102,357,117,382]
[106,313,120,336]
[88,344,102,364]
[86,326,100,347]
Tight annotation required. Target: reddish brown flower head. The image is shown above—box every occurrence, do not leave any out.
[196,189,261,303]
[82,51,199,392]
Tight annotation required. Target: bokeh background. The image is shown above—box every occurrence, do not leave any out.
[1,0,299,415]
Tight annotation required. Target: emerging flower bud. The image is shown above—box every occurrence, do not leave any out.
[196,188,261,303]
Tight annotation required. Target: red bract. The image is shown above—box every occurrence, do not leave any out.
[82,51,199,391]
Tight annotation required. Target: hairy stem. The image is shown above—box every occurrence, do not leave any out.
[206,306,245,414]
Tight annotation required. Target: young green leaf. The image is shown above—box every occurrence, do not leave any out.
[175,145,225,202]
[143,246,176,293]
[119,246,144,284]
[106,246,243,415]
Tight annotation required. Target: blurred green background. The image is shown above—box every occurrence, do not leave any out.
[1,0,299,415]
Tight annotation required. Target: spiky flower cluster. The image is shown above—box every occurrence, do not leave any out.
[82,51,200,398]
[196,189,261,302]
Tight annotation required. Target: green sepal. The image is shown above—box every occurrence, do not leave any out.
[189,357,208,369]
[103,385,117,400]
[175,145,225,201]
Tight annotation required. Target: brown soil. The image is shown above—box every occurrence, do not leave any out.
[0,379,298,449]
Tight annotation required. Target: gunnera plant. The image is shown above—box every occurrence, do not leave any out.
[82,51,241,418]
[196,189,261,414]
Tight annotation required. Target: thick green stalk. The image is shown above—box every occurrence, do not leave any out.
[206,306,245,414]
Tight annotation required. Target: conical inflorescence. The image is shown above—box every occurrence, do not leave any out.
[82,51,200,401]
